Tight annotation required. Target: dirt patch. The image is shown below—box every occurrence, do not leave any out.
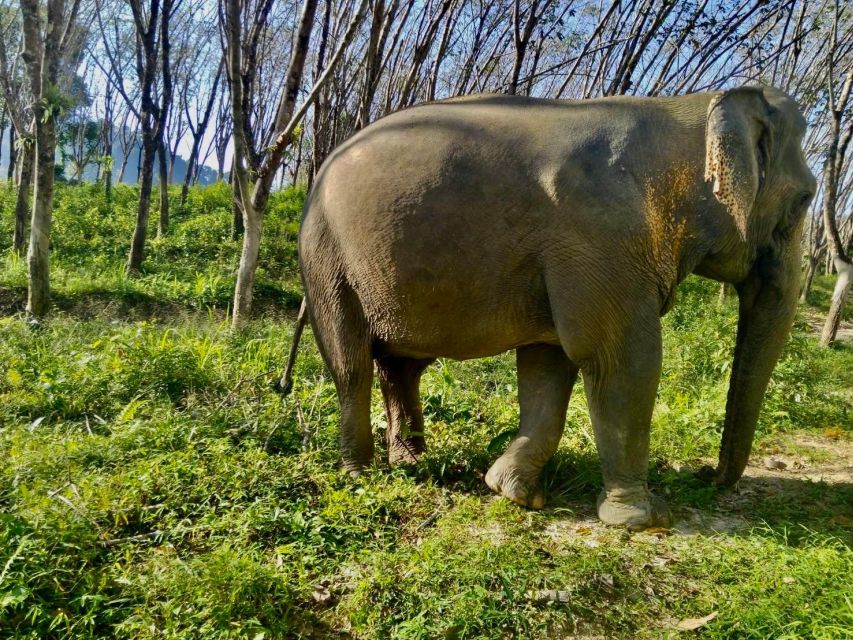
[685,431,853,536]
[753,432,853,484]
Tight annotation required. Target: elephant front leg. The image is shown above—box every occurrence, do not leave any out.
[485,344,577,509]
[585,320,670,530]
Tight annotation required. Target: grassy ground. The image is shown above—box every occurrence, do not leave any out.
[0,184,851,639]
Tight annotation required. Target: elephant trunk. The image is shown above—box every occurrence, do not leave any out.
[706,237,801,487]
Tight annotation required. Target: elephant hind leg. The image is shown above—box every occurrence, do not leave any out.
[486,344,578,509]
[376,357,434,465]
[307,278,375,474]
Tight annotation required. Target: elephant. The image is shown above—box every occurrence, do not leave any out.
[296,85,815,530]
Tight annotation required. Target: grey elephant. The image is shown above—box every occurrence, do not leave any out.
[295,85,815,530]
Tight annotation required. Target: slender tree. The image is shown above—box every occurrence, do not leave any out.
[19,0,82,317]
[117,0,177,273]
[819,1,853,346]
[0,10,34,254]
[224,0,367,328]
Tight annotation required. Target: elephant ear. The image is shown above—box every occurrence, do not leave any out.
[704,87,774,240]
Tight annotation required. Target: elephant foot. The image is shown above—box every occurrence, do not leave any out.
[388,435,425,466]
[597,488,670,531]
[485,455,545,509]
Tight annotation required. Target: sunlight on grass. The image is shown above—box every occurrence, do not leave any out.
[0,184,851,639]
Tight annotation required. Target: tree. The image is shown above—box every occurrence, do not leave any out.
[223,0,367,329]
[0,8,35,254]
[100,75,114,198]
[97,0,178,272]
[819,1,853,346]
[19,0,83,317]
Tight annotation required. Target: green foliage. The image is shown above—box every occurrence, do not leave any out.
[0,184,851,638]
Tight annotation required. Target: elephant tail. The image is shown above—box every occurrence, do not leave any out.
[273,297,309,396]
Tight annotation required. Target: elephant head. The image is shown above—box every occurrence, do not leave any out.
[699,86,816,486]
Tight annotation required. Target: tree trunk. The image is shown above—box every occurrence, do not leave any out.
[229,159,243,239]
[231,202,244,239]
[157,138,169,235]
[799,254,819,303]
[232,191,262,328]
[118,147,130,183]
[0,108,5,170]
[181,63,221,205]
[27,114,57,318]
[508,0,541,95]
[7,124,15,184]
[13,141,34,254]
[820,257,851,346]
[103,153,113,202]
[226,0,319,329]
[19,0,75,318]
[127,139,156,273]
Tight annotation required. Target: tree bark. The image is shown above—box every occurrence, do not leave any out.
[799,253,820,303]
[101,81,114,200]
[124,0,174,273]
[0,108,5,170]
[507,0,541,95]
[227,0,320,329]
[20,0,79,318]
[127,138,156,273]
[13,140,34,255]
[7,124,15,183]
[818,9,852,346]
[820,257,851,346]
[157,137,169,235]
[27,113,56,317]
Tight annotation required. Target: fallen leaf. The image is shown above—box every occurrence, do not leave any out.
[312,584,332,604]
[676,611,718,631]
[527,589,571,603]
[644,527,671,536]
[782,576,796,584]
[823,427,844,441]
[576,526,592,535]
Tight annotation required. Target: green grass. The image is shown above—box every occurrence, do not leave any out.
[0,184,851,638]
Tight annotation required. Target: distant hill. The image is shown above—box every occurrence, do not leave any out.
[0,127,220,186]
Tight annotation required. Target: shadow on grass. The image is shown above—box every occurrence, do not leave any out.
[659,466,853,545]
[0,281,303,321]
[401,443,853,546]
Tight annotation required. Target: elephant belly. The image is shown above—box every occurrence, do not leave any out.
[344,233,557,359]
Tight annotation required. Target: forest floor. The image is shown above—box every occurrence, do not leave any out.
[0,184,851,639]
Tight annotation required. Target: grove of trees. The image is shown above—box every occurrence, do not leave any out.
[0,0,850,341]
